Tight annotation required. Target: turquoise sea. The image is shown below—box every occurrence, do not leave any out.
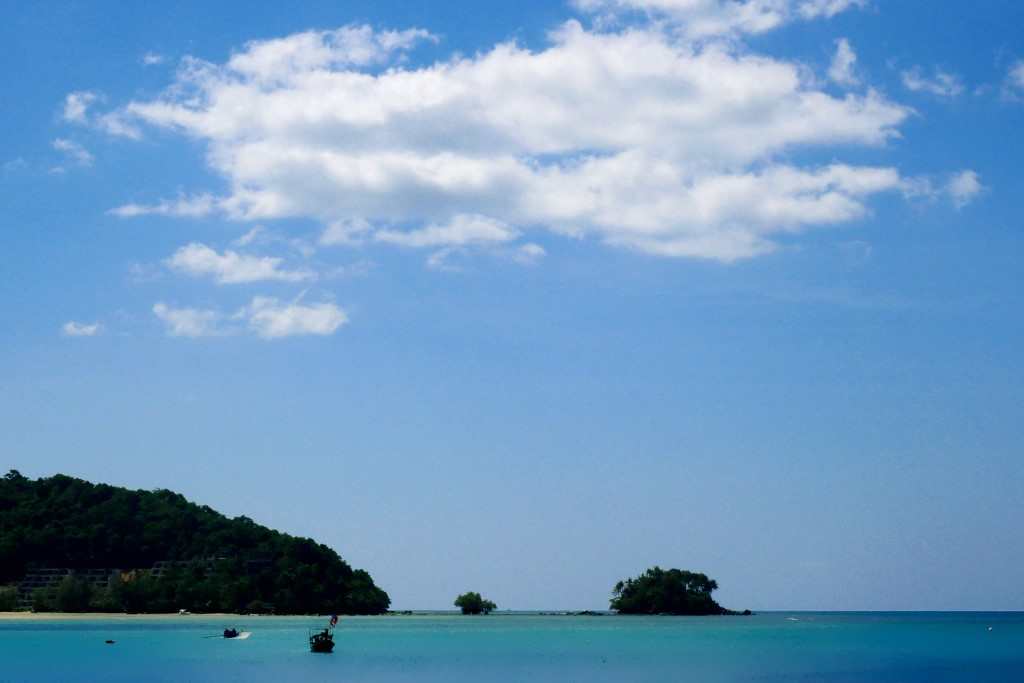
[1,612,1021,682]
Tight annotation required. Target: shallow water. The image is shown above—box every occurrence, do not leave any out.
[0,612,1021,682]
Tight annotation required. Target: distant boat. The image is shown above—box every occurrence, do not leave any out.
[222,628,251,640]
[309,628,335,653]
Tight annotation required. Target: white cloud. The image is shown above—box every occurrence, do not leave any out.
[796,0,866,19]
[573,0,866,38]
[233,226,265,246]
[240,296,347,338]
[511,242,547,265]
[2,157,27,174]
[901,66,964,97]
[142,52,165,66]
[61,321,102,337]
[60,90,142,139]
[828,38,858,87]
[109,17,925,261]
[153,302,224,337]
[1004,60,1024,99]
[96,111,143,139]
[51,138,93,168]
[63,91,98,123]
[165,242,315,284]
[227,25,435,84]
[376,214,518,248]
[154,297,347,339]
[109,193,219,218]
[946,170,983,209]
[320,218,373,246]
[425,247,463,272]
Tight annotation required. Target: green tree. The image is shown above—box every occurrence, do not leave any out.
[0,586,17,611]
[0,472,391,614]
[610,566,727,615]
[454,591,497,615]
[31,587,55,612]
[55,576,93,612]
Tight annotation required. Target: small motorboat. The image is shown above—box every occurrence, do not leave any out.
[309,628,335,653]
[222,628,251,640]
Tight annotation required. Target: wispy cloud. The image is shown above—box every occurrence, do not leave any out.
[2,157,27,174]
[573,0,867,39]
[61,321,103,337]
[109,193,219,218]
[51,138,93,170]
[1003,60,1024,100]
[901,66,964,97]
[152,303,224,338]
[828,38,858,87]
[153,297,348,339]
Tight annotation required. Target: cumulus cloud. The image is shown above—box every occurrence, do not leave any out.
[165,242,315,284]
[153,302,223,337]
[51,138,93,168]
[61,321,102,337]
[239,296,348,338]
[946,170,983,209]
[108,13,927,262]
[901,66,964,97]
[828,38,858,87]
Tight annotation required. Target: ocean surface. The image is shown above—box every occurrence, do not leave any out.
[1,612,1021,682]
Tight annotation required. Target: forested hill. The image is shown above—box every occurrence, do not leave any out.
[0,471,390,614]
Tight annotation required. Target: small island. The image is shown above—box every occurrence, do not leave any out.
[454,591,496,615]
[610,566,748,615]
[0,471,390,615]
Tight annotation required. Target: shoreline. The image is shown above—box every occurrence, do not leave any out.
[0,612,305,621]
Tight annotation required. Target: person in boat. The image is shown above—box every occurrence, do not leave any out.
[223,628,238,638]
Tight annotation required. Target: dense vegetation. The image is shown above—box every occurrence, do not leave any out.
[454,591,496,615]
[0,471,389,614]
[610,567,737,615]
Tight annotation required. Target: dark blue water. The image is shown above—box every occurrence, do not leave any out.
[1,612,1021,682]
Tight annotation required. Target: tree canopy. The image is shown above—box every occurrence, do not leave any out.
[0,471,389,614]
[454,591,496,615]
[610,567,728,615]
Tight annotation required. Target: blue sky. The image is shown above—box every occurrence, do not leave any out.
[2,0,1023,611]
